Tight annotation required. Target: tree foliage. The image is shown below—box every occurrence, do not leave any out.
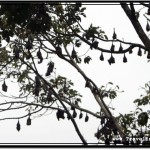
[0,2,149,145]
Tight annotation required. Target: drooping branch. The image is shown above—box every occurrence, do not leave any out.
[37,30,126,140]
[62,44,126,140]
[0,107,44,121]
[73,14,146,52]
[19,57,88,145]
[61,98,101,119]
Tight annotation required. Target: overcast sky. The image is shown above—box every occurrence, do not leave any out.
[0,3,150,145]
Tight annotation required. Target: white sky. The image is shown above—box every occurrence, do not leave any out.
[0,4,150,144]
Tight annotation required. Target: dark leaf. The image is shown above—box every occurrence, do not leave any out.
[34,86,40,96]
[2,81,7,92]
[72,109,77,118]
[112,29,117,39]
[129,48,133,54]
[79,111,83,119]
[67,113,71,120]
[108,58,112,65]
[108,54,115,65]
[71,47,77,59]
[35,75,41,87]
[137,47,142,56]
[146,20,150,32]
[16,120,21,132]
[123,54,127,63]
[84,56,92,64]
[37,49,43,64]
[56,109,65,121]
[85,113,89,122]
[147,51,150,59]
[92,41,99,49]
[45,61,54,76]
[119,43,123,52]
[56,46,62,56]
[100,52,104,61]
[71,105,75,110]
[25,40,32,50]
[26,116,31,126]
[110,43,115,52]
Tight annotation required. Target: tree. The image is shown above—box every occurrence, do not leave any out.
[0,2,150,146]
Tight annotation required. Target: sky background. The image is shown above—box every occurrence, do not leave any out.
[0,3,150,144]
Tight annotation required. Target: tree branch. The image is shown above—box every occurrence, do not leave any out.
[19,58,88,145]
[63,44,126,140]
[121,2,150,52]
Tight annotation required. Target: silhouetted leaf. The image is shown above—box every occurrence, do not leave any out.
[112,29,117,39]
[16,120,21,131]
[137,47,142,56]
[91,41,99,49]
[26,116,31,126]
[45,61,54,76]
[119,43,123,52]
[100,52,104,61]
[84,56,92,64]
[71,47,77,59]
[72,109,77,118]
[85,113,89,122]
[79,111,83,119]
[123,54,127,63]
[146,20,150,32]
[110,43,115,52]
[56,109,65,121]
[37,49,43,64]
[56,46,62,56]
[2,80,7,92]
[108,54,115,65]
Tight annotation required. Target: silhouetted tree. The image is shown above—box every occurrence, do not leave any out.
[0,2,149,145]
